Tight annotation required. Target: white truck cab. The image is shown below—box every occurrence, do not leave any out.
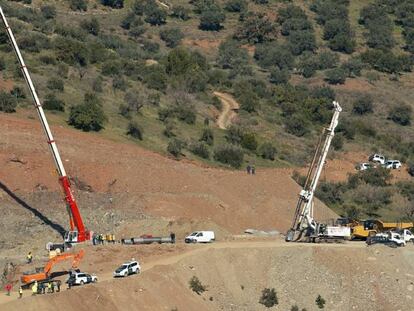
[185,231,215,243]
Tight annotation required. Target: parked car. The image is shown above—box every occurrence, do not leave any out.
[66,271,97,286]
[356,163,372,171]
[383,160,402,169]
[113,260,141,277]
[185,231,215,243]
[369,154,385,164]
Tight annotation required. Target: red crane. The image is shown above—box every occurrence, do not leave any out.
[0,6,91,243]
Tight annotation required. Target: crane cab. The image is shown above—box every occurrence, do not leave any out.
[65,231,79,243]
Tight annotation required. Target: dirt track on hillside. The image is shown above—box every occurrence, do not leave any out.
[214,92,239,130]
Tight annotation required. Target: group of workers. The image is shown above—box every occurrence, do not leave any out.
[92,233,116,245]
[31,281,61,295]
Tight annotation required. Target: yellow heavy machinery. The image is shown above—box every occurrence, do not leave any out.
[349,220,414,240]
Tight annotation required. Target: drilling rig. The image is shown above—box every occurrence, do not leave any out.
[286,101,350,242]
[0,6,91,244]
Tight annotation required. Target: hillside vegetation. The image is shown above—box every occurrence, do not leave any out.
[0,0,413,220]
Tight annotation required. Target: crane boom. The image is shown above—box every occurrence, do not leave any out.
[0,6,90,243]
[286,101,349,242]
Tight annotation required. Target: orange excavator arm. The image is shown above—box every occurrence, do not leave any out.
[21,250,84,285]
[44,249,85,275]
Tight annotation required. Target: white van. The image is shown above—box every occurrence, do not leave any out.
[185,231,215,243]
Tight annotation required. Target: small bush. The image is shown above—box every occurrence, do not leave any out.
[0,58,5,71]
[0,91,17,113]
[41,5,57,19]
[214,144,244,168]
[101,0,124,9]
[190,141,210,159]
[324,68,346,84]
[388,104,412,126]
[189,276,206,295]
[127,121,143,140]
[259,142,276,160]
[200,128,214,145]
[225,0,247,13]
[259,288,278,308]
[11,86,25,99]
[332,134,344,150]
[145,6,167,25]
[43,94,65,111]
[285,115,310,137]
[352,94,373,115]
[80,18,100,36]
[68,93,107,131]
[315,294,326,309]
[70,0,88,11]
[241,132,258,151]
[269,67,290,84]
[46,77,64,92]
[160,28,184,48]
[171,5,190,20]
[199,4,226,31]
[167,139,184,158]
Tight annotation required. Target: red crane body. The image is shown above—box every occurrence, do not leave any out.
[0,6,90,243]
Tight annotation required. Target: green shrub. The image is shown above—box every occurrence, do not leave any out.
[46,77,64,92]
[127,121,143,140]
[199,4,225,31]
[171,5,190,20]
[259,142,276,160]
[332,134,344,150]
[259,288,278,308]
[214,144,244,168]
[341,57,363,77]
[288,30,316,55]
[388,104,412,126]
[145,6,167,25]
[269,67,290,84]
[225,0,247,12]
[160,28,184,48]
[315,294,326,309]
[352,94,373,115]
[408,162,414,177]
[143,65,168,91]
[68,93,107,131]
[254,42,294,70]
[189,276,206,295]
[101,0,124,8]
[0,57,5,71]
[189,141,210,159]
[41,5,56,19]
[0,91,17,113]
[54,36,89,66]
[225,125,244,144]
[285,114,310,137]
[11,86,25,99]
[80,18,100,36]
[112,75,127,91]
[43,94,65,111]
[241,132,258,151]
[324,67,346,84]
[70,0,88,11]
[167,138,184,158]
[200,128,214,145]
[234,12,276,43]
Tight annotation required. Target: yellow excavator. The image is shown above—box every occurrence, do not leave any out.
[345,219,414,240]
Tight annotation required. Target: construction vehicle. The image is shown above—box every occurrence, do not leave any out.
[21,250,84,286]
[0,7,91,243]
[286,101,351,242]
[351,220,414,240]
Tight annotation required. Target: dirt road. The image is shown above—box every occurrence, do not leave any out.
[0,239,367,306]
[214,91,239,129]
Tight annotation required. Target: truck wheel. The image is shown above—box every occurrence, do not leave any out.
[80,280,84,285]
[93,278,98,283]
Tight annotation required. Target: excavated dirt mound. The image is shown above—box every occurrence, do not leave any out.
[2,240,414,311]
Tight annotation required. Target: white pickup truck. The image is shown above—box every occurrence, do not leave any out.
[373,230,414,247]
